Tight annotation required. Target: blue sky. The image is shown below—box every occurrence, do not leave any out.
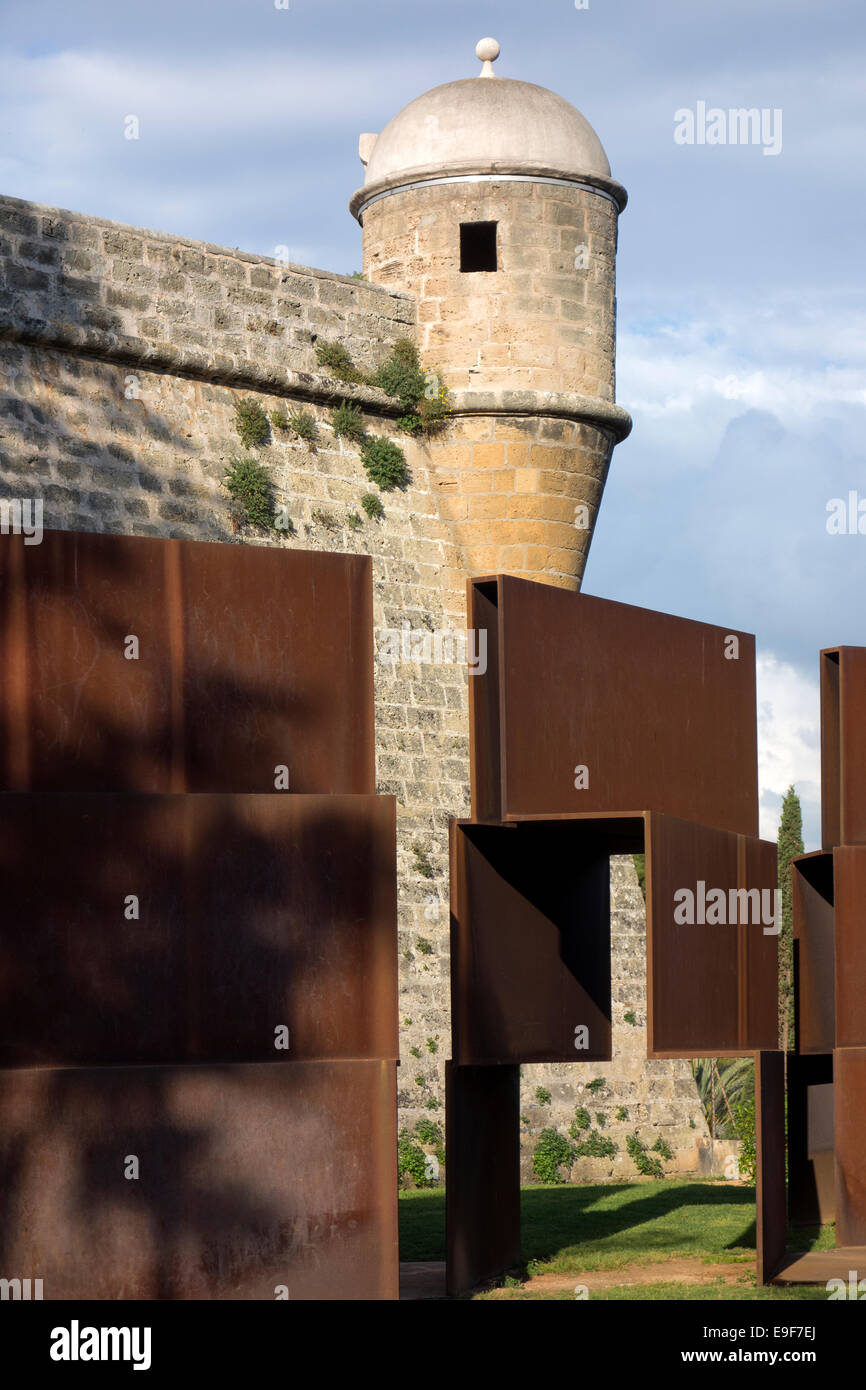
[3,0,865,847]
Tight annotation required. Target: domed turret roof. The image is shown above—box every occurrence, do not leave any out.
[351,39,626,219]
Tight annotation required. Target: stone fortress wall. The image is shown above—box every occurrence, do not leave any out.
[0,189,715,1181]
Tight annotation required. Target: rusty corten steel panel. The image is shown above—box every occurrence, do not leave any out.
[834,1047,866,1246]
[743,836,782,1048]
[756,1051,787,1284]
[646,813,779,1056]
[792,852,835,1054]
[0,794,397,1066]
[467,580,502,823]
[821,651,842,850]
[0,1060,398,1300]
[821,648,866,849]
[834,848,866,1048]
[446,1062,520,1296]
[787,1054,835,1228]
[468,575,758,835]
[450,820,612,1064]
[0,530,173,792]
[0,531,374,795]
[177,539,374,795]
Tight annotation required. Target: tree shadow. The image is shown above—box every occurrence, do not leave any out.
[0,527,396,1300]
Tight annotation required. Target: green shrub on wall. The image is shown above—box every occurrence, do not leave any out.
[570,1107,591,1134]
[224,457,276,530]
[531,1128,574,1184]
[315,340,365,384]
[398,1129,433,1188]
[573,1130,618,1160]
[331,400,367,442]
[233,397,270,448]
[372,338,427,411]
[359,436,409,490]
[626,1132,664,1179]
[373,339,450,434]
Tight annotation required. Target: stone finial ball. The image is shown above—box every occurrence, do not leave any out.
[476,38,501,63]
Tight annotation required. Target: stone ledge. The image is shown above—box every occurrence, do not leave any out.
[0,314,407,414]
[449,388,632,442]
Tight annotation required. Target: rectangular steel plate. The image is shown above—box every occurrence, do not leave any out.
[0,794,397,1066]
[450,820,613,1064]
[792,852,835,1053]
[756,1050,787,1284]
[0,1060,398,1300]
[834,1047,866,1247]
[833,847,866,1047]
[646,813,779,1056]
[446,1062,520,1296]
[468,575,758,835]
[821,647,866,849]
[0,531,374,794]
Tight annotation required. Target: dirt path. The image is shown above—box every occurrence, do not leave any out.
[488,1257,753,1296]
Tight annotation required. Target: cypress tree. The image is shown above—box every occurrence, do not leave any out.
[777,785,804,1052]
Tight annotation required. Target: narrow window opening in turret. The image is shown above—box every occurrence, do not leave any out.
[460,221,498,272]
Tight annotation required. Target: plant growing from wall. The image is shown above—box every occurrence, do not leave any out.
[414,1118,442,1148]
[425,1096,440,1111]
[416,938,433,956]
[346,511,362,530]
[331,400,367,442]
[412,843,434,879]
[397,1128,433,1188]
[315,340,365,384]
[373,338,450,434]
[223,457,276,530]
[595,1113,607,1128]
[288,407,318,447]
[270,409,288,430]
[573,1130,618,1160]
[624,1010,638,1026]
[651,1136,673,1161]
[569,1108,591,1140]
[409,1046,421,1059]
[616,1106,629,1122]
[586,1077,606,1095]
[531,1128,574,1184]
[372,338,428,411]
[361,492,384,520]
[426,1037,438,1054]
[233,397,270,448]
[626,1132,664,1180]
[535,1086,552,1106]
[359,435,409,490]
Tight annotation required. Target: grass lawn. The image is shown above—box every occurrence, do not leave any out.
[399,1180,834,1300]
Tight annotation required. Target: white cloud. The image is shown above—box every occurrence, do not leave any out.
[756,651,821,848]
